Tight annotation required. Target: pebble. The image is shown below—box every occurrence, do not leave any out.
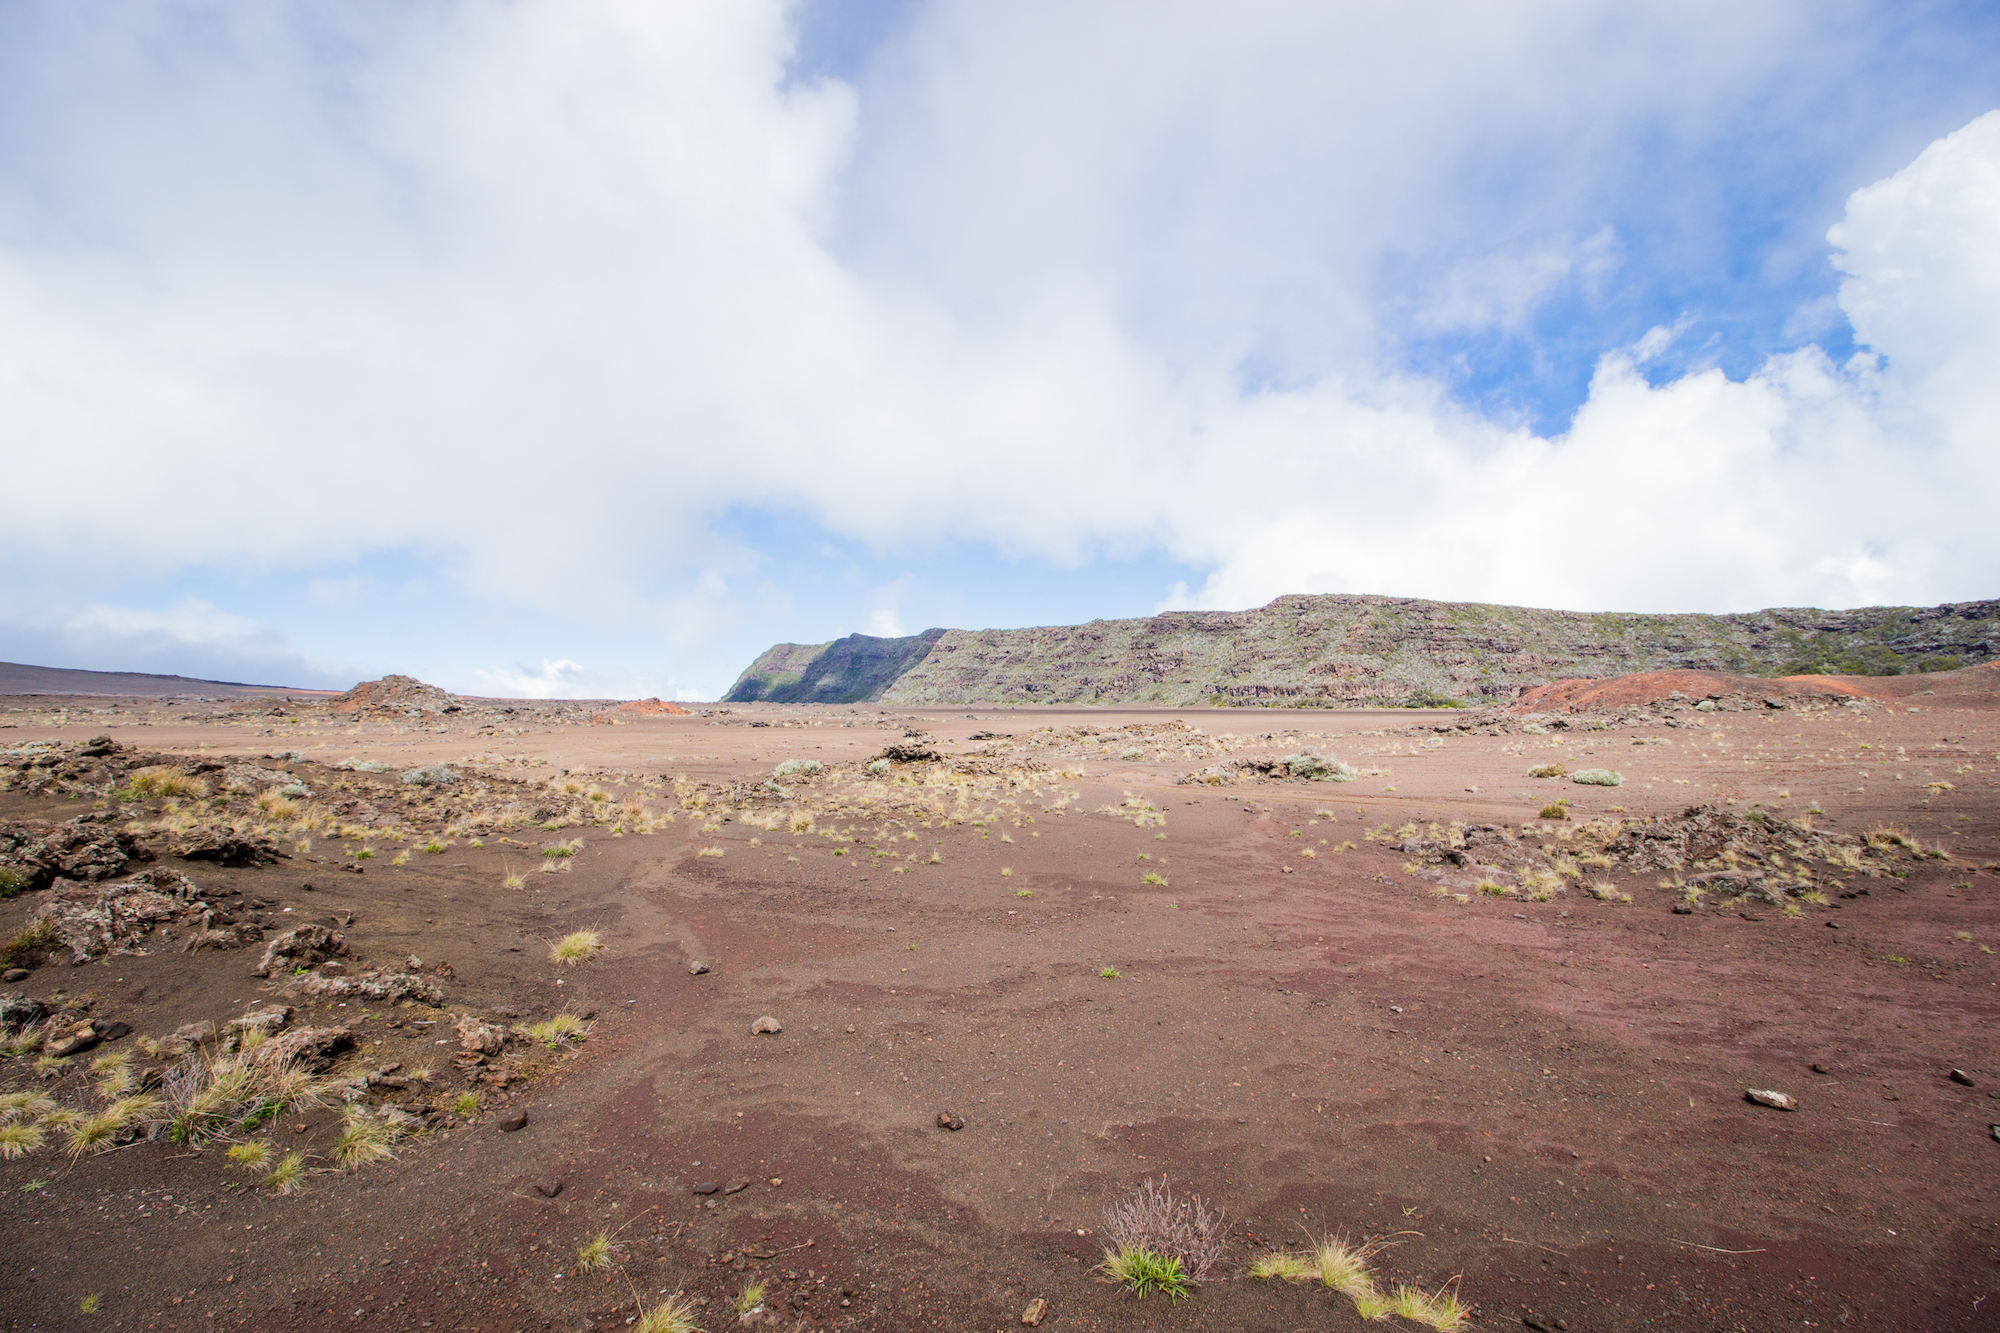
[1,969,27,983]
[535,1180,564,1198]
[1745,1088,1797,1112]
[751,1016,782,1035]
[1021,1297,1048,1326]
[688,961,710,975]
[937,1111,965,1131]
[1811,1063,1831,1074]
[768,1177,782,1187]
[496,1109,528,1132]
[724,1177,751,1194]
[691,1180,721,1195]
[1950,1069,1976,1088]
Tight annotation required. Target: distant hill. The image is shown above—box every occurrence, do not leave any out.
[726,629,947,704]
[0,661,326,699]
[723,594,2000,707]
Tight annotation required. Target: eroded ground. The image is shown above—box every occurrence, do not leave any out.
[1,675,1997,1332]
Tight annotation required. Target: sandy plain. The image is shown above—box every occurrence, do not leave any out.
[0,672,1996,1332]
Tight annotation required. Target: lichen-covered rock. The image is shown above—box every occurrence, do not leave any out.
[30,868,213,964]
[169,830,286,867]
[454,1013,509,1054]
[0,820,148,892]
[246,1025,357,1073]
[253,926,347,977]
[290,970,444,1005]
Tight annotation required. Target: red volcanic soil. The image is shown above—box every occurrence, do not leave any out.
[1519,662,2000,714]
[0,675,1997,1331]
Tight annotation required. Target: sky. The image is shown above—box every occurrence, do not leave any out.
[0,0,1996,699]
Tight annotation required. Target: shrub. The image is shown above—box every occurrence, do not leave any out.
[866,759,890,776]
[773,759,823,779]
[0,867,24,900]
[1099,1178,1224,1291]
[1528,763,1567,779]
[1538,803,1568,820]
[1283,752,1358,782]
[1570,769,1622,786]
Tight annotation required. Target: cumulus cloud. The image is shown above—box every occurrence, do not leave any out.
[0,0,1993,692]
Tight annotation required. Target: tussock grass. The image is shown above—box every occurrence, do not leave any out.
[734,1281,768,1314]
[0,1121,46,1159]
[576,1232,615,1271]
[1248,1251,1318,1282]
[265,1150,308,1193]
[502,869,527,890]
[523,1013,591,1046]
[633,1294,700,1333]
[0,1090,56,1122]
[549,930,603,966]
[334,1106,397,1171]
[227,1141,274,1170]
[1528,763,1567,779]
[127,767,208,799]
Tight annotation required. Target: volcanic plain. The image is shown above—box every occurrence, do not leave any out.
[1,668,1997,1332]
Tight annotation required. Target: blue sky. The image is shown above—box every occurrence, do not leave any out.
[1,1,1997,698]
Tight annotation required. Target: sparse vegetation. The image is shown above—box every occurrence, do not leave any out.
[524,1013,591,1046]
[1539,803,1568,820]
[1571,768,1622,786]
[1528,763,1567,779]
[266,1150,308,1193]
[333,1106,398,1171]
[633,1294,701,1333]
[577,1232,615,1271]
[1097,1177,1224,1299]
[1100,967,1121,979]
[734,1280,768,1314]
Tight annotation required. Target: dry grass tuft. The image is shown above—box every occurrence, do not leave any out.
[548,930,603,966]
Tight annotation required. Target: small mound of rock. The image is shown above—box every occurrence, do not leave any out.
[31,867,246,965]
[0,819,148,892]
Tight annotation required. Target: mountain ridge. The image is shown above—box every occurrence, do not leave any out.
[723,593,2000,707]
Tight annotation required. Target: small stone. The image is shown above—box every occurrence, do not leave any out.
[1811,1063,1831,1074]
[1991,1125,2000,1143]
[95,1020,132,1041]
[691,1180,721,1196]
[845,1024,856,1034]
[1746,1088,1797,1112]
[1825,921,1841,929]
[768,1177,782,1187]
[496,1109,528,1132]
[1671,902,1694,915]
[688,960,710,975]
[1021,1297,1048,1326]
[535,1180,564,1198]
[751,1016,782,1035]
[46,1023,100,1058]
[724,1177,751,1194]
[937,1110,965,1131]
[1950,1069,1976,1087]
[2,969,27,983]
[1739,911,1764,921]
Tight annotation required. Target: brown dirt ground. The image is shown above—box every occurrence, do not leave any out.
[1,675,1997,1333]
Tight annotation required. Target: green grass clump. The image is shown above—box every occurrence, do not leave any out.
[452,1092,480,1117]
[1099,966,1121,979]
[1538,803,1568,820]
[734,1281,768,1314]
[227,1141,274,1170]
[577,1233,615,1271]
[0,867,24,899]
[524,1013,591,1046]
[1096,1245,1191,1301]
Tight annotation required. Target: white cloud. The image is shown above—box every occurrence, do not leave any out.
[0,0,1993,676]
[0,598,344,687]
[469,657,694,700]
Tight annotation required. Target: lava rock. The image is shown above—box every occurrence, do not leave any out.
[691,1180,721,1196]
[496,1109,528,1132]
[535,1179,564,1198]
[1951,1069,1976,1088]
[1021,1297,1048,1326]
[937,1110,966,1131]
[1,969,27,983]
[724,1177,751,1194]
[688,960,710,975]
[1745,1088,1797,1111]
[750,1015,782,1035]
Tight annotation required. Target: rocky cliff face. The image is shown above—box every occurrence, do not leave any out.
[727,594,1999,706]
[724,629,948,704]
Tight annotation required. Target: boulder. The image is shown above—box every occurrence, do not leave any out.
[254,925,347,978]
